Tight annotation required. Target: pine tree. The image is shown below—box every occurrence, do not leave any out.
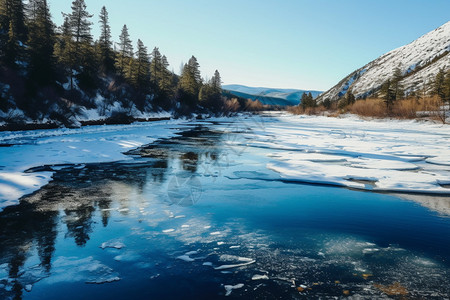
[27,0,56,85]
[148,48,176,109]
[59,0,95,90]
[115,24,133,78]
[211,69,222,93]
[0,0,27,66]
[392,67,404,100]
[159,55,174,96]
[346,90,356,105]
[134,39,150,90]
[150,47,162,87]
[301,92,315,109]
[199,70,222,111]
[187,55,202,88]
[98,6,114,74]
[54,15,74,79]
[178,58,202,107]
[445,70,450,102]
[433,68,446,101]
[381,79,396,111]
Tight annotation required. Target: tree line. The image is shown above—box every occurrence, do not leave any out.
[0,0,228,126]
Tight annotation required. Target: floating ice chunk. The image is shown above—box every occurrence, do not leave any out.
[224,283,244,296]
[86,276,121,284]
[203,262,213,266]
[177,251,199,262]
[210,231,221,235]
[252,274,269,280]
[230,246,241,249]
[114,251,140,262]
[217,242,225,245]
[215,255,256,270]
[177,255,195,262]
[24,284,33,292]
[100,240,125,250]
[362,248,380,254]
[47,256,120,285]
[162,229,175,233]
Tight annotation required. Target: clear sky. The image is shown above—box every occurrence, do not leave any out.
[48,0,450,91]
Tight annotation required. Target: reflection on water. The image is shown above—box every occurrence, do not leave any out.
[1,123,450,299]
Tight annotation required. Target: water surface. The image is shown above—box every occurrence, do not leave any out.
[1,118,450,299]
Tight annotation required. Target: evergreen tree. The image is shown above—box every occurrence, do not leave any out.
[433,68,446,101]
[445,70,450,102]
[54,15,74,79]
[187,55,202,88]
[381,79,396,111]
[150,47,175,108]
[211,69,222,92]
[68,0,96,89]
[346,90,356,105]
[178,57,202,107]
[98,6,114,74]
[159,55,174,96]
[199,70,222,111]
[27,0,56,85]
[115,24,133,78]
[392,67,404,100]
[301,92,315,109]
[0,0,27,66]
[134,39,150,90]
[150,47,162,87]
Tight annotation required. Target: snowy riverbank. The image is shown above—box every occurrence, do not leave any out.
[1,112,449,212]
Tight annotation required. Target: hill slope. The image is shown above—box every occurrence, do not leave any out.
[318,21,450,102]
[223,84,322,106]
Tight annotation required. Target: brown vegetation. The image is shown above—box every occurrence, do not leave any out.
[288,96,448,123]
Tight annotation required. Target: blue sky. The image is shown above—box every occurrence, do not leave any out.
[48,0,450,91]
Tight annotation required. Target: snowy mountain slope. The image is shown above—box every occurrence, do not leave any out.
[318,21,450,101]
[223,84,322,106]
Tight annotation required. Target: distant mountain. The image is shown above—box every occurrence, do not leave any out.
[318,21,450,102]
[223,84,322,106]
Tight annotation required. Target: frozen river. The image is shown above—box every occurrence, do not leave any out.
[1,113,450,299]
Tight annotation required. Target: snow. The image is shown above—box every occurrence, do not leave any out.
[224,283,244,296]
[44,256,120,285]
[320,21,450,100]
[215,255,256,270]
[1,113,450,213]
[241,113,450,194]
[251,274,269,280]
[100,240,126,250]
[0,119,185,211]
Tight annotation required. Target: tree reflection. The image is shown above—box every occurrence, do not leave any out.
[0,125,226,298]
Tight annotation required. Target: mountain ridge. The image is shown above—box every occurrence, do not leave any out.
[318,21,450,102]
[223,84,322,106]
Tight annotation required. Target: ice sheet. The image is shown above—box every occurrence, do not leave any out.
[0,120,186,211]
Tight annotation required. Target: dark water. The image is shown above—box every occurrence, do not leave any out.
[1,121,450,299]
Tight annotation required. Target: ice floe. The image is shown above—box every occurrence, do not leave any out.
[224,283,244,296]
[242,113,450,194]
[100,240,125,250]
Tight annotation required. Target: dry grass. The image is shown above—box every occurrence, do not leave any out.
[287,96,448,123]
[286,105,327,115]
[346,96,445,121]
[349,98,386,117]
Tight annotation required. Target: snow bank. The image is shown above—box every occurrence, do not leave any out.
[0,120,186,211]
[246,113,450,194]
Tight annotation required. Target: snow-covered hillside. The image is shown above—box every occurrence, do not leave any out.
[318,21,450,101]
[223,84,322,106]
